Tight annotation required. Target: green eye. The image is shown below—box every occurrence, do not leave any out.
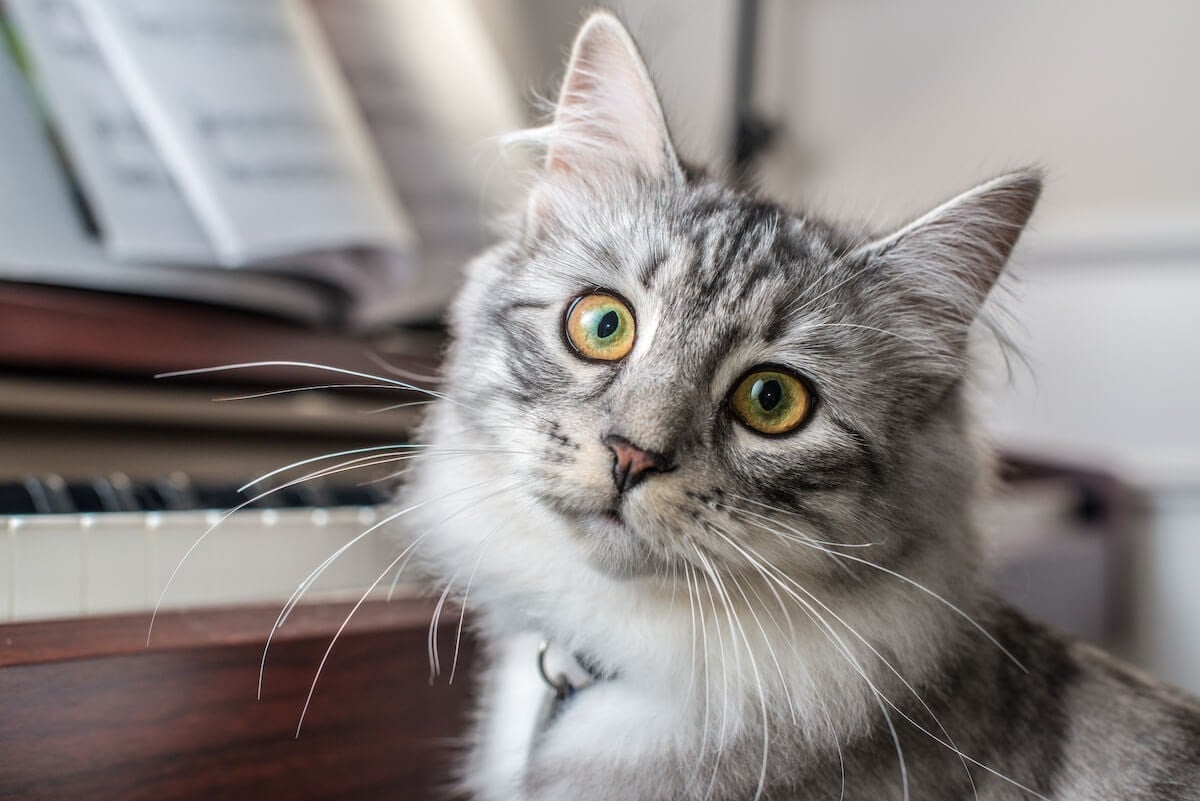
[729,367,812,435]
[564,293,636,361]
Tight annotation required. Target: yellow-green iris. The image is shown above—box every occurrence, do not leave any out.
[729,368,811,435]
[564,294,636,361]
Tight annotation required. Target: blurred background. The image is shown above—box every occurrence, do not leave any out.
[0,0,1196,758]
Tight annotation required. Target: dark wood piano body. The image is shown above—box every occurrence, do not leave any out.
[0,601,477,801]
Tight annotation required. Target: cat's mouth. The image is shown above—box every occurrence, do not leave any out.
[573,505,631,538]
[579,510,659,578]
[542,499,663,579]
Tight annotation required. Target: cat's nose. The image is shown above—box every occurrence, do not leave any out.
[602,434,671,494]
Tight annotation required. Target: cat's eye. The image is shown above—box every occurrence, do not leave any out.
[729,367,812,435]
[564,293,636,362]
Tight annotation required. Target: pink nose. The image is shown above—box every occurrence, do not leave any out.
[603,434,670,494]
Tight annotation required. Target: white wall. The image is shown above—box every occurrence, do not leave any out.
[756,0,1200,235]
[977,257,1200,487]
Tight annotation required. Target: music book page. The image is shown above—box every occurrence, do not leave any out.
[0,34,333,323]
[6,0,214,263]
[78,0,414,266]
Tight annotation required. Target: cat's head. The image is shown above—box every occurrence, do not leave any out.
[435,12,1039,589]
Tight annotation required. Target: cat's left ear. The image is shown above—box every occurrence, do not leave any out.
[544,11,683,183]
[856,170,1041,331]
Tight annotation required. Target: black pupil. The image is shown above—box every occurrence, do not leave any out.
[596,310,620,339]
[757,379,782,412]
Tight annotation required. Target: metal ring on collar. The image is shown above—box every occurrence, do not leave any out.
[537,640,573,700]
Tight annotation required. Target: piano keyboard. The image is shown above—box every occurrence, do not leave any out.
[1,464,1128,646]
[0,474,412,624]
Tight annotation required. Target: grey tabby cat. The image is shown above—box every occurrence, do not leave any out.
[402,11,1200,800]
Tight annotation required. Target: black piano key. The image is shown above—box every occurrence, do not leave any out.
[25,475,75,514]
[194,484,252,511]
[131,482,169,512]
[0,483,38,515]
[275,484,321,508]
[105,473,140,512]
[0,473,391,516]
[65,483,106,513]
[154,474,198,511]
[90,477,125,513]
[331,484,390,507]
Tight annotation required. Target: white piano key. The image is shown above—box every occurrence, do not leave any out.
[1,521,14,622]
[201,510,303,605]
[11,516,85,621]
[305,509,385,595]
[152,512,221,610]
[1,505,415,623]
[84,514,153,615]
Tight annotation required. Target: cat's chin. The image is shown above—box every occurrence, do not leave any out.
[570,510,661,581]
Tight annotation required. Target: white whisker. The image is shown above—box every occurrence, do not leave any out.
[694,556,733,801]
[292,480,523,737]
[259,476,508,699]
[214,383,414,402]
[707,523,846,799]
[723,493,879,549]
[364,349,445,384]
[799,322,948,359]
[696,548,770,801]
[703,526,911,801]
[146,447,438,644]
[238,445,425,494]
[724,528,1042,800]
[687,560,712,779]
[428,574,458,680]
[449,497,538,684]
[363,400,437,415]
[157,360,464,407]
[728,500,1025,673]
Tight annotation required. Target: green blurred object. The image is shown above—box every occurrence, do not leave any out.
[0,4,33,78]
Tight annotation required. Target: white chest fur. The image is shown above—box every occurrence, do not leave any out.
[469,633,551,801]
[467,633,690,801]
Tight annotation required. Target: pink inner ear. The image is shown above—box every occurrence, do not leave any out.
[545,14,678,180]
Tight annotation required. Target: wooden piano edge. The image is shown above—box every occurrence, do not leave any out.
[0,282,446,387]
[0,597,443,668]
[0,599,478,801]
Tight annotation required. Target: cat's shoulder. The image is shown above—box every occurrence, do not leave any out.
[984,603,1200,796]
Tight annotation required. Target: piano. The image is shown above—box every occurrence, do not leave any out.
[0,285,472,801]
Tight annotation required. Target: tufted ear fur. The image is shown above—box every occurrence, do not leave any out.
[850,170,1041,373]
[542,11,682,183]
[857,170,1041,322]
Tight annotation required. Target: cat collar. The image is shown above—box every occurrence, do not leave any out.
[537,640,609,704]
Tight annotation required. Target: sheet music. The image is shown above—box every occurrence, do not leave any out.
[78,0,413,266]
[6,0,214,263]
[0,36,333,321]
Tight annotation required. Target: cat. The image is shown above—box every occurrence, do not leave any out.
[400,11,1200,800]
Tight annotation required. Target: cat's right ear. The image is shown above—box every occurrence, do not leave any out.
[540,12,683,185]
[850,170,1042,370]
